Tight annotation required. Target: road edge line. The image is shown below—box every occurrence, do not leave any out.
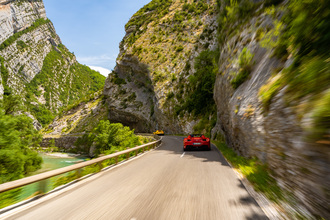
[211,143,283,220]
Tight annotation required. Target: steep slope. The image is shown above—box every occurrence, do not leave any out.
[43,92,108,136]
[103,0,218,133]
[103,0,329,218]
[211,0,329,218]
[0,0,105,127]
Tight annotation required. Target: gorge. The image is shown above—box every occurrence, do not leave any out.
[0,0,329,219]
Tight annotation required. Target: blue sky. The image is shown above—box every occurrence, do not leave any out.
[43,0,151,76]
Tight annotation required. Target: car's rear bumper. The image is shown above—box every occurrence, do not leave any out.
[184,145,210,150]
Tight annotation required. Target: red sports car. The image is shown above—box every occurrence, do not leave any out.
[183,134,211,151]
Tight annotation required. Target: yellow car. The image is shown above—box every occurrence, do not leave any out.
[153,130,165,136]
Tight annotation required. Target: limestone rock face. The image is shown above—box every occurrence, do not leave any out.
[0,0,105,128]
[103,0,218,133]
[0,0,46,45]
[42,93,106,135]
[2,23,60,84]
[0,0,61,94]
[212,11,329,219]
[103,55,155,133]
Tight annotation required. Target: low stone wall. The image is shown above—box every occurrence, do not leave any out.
[41,136,80,150]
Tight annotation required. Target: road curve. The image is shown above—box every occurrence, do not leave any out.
[6,136,267,220]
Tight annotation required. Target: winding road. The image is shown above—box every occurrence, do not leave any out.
[6,136,268,220]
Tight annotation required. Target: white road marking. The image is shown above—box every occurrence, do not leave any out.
[180,152,185,158]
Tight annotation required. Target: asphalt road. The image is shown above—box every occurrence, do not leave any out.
[6,136,268,220]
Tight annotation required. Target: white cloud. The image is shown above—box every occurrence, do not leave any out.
[89,66,111,77]
[77,54,116,63]
[77,54,117,70]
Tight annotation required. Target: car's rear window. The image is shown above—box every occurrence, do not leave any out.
[190,134,202,137]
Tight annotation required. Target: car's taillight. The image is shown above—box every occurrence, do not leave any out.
[206,138,210,142]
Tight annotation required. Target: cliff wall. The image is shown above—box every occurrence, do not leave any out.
[103,0,329,218]
[103,0,218,133]
[0,0,105,127]
[212,1,329,218]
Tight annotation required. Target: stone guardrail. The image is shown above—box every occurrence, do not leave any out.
[0,136,162,194]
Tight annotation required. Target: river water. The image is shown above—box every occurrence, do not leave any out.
[19,153,87,200]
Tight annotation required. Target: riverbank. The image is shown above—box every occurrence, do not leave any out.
[45,152,82,158]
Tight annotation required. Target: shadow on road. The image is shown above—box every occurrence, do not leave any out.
[156,136,230,167]
[155,136,269,220]
[246,213,269,220]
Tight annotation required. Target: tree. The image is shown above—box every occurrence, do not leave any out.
[0,108,42,183]
[76,120,140,156]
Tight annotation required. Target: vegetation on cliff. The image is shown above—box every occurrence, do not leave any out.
[0,18,51,51]
[0,10,106,128]
[42,92,108,136]
[23,45,106,126]
[109,0,219,133]
[257,0,330,140]
[0,106,42,183]
[75,120,140,157]
[0,0,106,208]
[0,100,43,208]
[213,0,329,218]
[214,139,283,203]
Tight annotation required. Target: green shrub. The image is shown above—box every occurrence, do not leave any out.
[0,18,50,51]
[166,91,174,100]
[170,73,177,82]
[25,48,105,126]
[259,74,283,111]
[173,11,184,23]
[213,140,284,203]
[111,72,126,85]
[231,47,254,89]
[176,45,184,52]
[0,56,9,89]
[283,0,330,58]
[127,92,137,102]
[193,117,217,136]
[124,0,172,46]
[285,56,330,100]
[217,0,258,46]
[75,120,140,156]
[153,71,166,83]
[230,70,250,89]
[177,49,218,116]
[0,107,42,184]
[310,90,330,139]
[16,40,27,50]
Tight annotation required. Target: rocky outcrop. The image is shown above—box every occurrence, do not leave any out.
[0,0,46,44]
[0,0,54,98]
[212,6,329,219]
[102,0,329,217]
[43,93,107,135]
[2,23,60,85]
[0,0,105,128]
[41,136,80,151]
[103,55,155,133]
[103,0,218,133]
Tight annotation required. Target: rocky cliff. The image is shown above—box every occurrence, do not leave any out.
[103,0,218,133]
[103,0,329,218]
[0,0,105,127]
[0,0,48,96]
[211,0,329,218]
